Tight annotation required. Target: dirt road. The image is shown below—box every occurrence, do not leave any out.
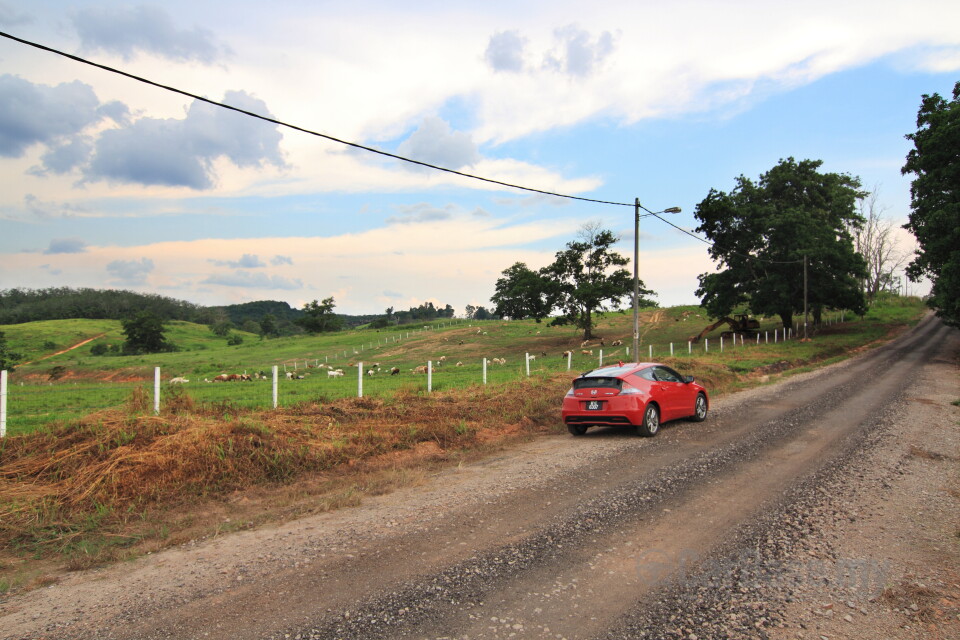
[2,316,958,639]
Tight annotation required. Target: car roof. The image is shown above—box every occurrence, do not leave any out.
[581,362,660,378]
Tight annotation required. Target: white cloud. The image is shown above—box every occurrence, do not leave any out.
[72,5,229,63]
[485,30,527,72]
[396,117,481,171]
[106,257,154,285]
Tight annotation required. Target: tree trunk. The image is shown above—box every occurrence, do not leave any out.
[581,308,594,340]
[778,311,793,331]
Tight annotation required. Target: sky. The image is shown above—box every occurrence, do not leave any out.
[1,1,957,316]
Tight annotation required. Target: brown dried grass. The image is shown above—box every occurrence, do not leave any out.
[0,375,569,551]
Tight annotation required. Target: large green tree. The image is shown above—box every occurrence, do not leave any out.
[491,262,557,322]
[902,81,960,328]
[695,158,868,329]
[544,224,655,340]
[121,311,175,354]
[296,297,344,333]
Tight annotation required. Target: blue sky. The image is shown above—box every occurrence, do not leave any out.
[1,1,957,315]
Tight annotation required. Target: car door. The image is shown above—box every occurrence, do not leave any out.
[652,366,685,421]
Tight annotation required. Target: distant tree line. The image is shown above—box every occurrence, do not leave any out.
[0,287,200,325]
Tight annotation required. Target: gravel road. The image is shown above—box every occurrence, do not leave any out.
[2,315,957,640]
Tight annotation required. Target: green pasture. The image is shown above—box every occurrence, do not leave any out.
[1,297,928,436]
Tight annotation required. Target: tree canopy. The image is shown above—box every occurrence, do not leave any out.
[491,262,556,322]
[296,297,345,334]
[695,158,868,328]
[0,330,24,371]
[544,225,654,339]
[902,81,960,328]
[121,312,175,354]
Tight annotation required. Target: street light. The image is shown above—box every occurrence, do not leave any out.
[633,199,682,362]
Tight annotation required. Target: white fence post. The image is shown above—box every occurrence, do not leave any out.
[427,361,432,393]
[272,365,278,409]
[648,344,652,359]
[483,358,487,385]
[670,342,674,356]
[720,336,724,352]
[1,370,7,438]
[567,351,572,371]
[599,349,604,367]
[705,338,709,353]
[688,340,691,354]
[525,353,531,377]
[358,361,363,398]
[154,367,160,415]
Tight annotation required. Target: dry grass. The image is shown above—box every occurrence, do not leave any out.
[0,375,570,560]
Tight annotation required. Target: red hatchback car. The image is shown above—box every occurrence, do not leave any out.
[562,362,708,437]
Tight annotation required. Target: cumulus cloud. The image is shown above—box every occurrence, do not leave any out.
[387,202,456,225]
[485,30,527,72]
[544,25,616,77]
[85,90,285,189]
[72,5,228,63]
[0,75,106,159]
[396,116,480,170]
[30,137,93,176]
[44,238,88,254]
[271,255,293,266]
[201,271,302,290]
[107,257,154,285]
[210,253,266,268]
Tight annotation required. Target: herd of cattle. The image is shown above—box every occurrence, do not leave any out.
[168,337,625,385]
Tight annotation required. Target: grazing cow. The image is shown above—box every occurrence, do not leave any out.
[412,365,428,374]
[366,369,376,376]
[169,377,189,384]
[213,374,242,382]
[581,340,591,348]
[562,351,572,358]
[455,361,463,366]
[328,369,345,377]
[581,350,593,356]
[390,367,401,375]
[611,339,624,346]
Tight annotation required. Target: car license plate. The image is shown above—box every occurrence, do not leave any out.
[586,400,602,410]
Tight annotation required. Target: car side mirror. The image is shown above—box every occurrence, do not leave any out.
[683,375,694,383]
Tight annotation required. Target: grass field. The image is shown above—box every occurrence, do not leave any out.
[1,297,927,437]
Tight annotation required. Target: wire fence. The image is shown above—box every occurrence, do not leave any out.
[0,321,825,438]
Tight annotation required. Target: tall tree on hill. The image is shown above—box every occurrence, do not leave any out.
[695,158,868,329]
[491,262,556,322]
[544,223,653,340]
[902,81,960,329]
[121,311,175,354]
[296,297,344,333]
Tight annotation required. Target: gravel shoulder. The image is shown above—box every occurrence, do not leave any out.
[1,319,957,640]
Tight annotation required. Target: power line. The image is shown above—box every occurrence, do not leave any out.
[1,30,803,267]
[0,30,634,208]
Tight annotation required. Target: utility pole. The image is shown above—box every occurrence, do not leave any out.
[633,198,641,361]
[803,254,809,340]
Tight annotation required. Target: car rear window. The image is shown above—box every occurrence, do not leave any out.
[573,376,623,390]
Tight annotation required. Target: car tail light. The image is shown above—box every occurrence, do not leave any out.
[619,386,642,395]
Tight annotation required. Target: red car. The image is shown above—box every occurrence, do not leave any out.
[562,362,708,437]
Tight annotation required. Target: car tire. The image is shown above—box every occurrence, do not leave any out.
[568,424,589,436]
[637,404,660,437]
[690,393,708,422]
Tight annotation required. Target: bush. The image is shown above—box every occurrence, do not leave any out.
[90,343,108,356]
[227,334,244,346]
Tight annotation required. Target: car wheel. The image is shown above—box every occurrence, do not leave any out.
[690,393,708,422]
[568,424,589,436]
[637,404,659,437]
